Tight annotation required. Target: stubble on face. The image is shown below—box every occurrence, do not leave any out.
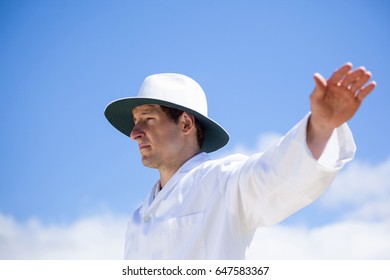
[131,105,183,171]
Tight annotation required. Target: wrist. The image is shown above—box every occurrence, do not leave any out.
[308,114,335,137]
[306,115,334,160]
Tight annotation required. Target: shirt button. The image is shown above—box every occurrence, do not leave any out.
[143,215,151,222]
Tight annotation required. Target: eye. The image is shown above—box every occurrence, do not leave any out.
[146,117,155,123]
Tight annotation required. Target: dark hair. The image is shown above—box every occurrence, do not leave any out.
[160,105,205,149]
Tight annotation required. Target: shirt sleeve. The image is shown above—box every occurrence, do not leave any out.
[225,113,356,230]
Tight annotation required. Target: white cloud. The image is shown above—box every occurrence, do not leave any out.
[247,220,390,259]
[320,158,390,222]
[232,132,282,155]
[213,132,282,159]
[321,158,390,208]
[0,212,127,259]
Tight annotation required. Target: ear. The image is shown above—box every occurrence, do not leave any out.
[180,112,196,134]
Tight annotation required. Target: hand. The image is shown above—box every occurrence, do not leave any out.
[310,62,376,131]
[307,62,376,159]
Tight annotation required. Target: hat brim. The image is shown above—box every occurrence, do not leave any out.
[104,97,229,153]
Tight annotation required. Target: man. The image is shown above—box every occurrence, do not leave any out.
[104,62,375,259]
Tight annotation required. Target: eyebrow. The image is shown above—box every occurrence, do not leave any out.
[132,111,155,122]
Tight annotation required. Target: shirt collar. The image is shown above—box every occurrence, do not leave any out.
[152,152,209,197]
[178,152,209,173]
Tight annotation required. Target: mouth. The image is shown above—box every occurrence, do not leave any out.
[139,144,151,151]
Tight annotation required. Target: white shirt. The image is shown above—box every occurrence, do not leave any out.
[125,114,356,259]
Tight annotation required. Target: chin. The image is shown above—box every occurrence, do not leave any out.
[141,157,158,169]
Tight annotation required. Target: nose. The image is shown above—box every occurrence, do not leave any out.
[130,123,144,140]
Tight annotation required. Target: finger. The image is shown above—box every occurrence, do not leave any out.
[341,67,366,88]
[328,62,353,85]
[312,72,327,98]
[350,71,372,93]
[356,81,376,102]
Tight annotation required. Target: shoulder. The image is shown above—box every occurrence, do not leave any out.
[201,153,253,172]
[186,152,265,178]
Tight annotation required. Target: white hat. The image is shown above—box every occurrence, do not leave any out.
[104,73,229,152]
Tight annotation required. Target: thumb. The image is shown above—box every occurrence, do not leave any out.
[312,72,327,98]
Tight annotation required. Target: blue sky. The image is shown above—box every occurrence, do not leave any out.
[1,0,389,259]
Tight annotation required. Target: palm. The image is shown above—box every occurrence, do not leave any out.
[310,63,376,130]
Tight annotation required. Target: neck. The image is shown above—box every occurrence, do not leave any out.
[159,150,199,188]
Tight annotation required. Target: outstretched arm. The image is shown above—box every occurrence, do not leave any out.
[307,62,376,159]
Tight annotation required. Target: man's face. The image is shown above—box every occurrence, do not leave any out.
[130,104,184,169]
